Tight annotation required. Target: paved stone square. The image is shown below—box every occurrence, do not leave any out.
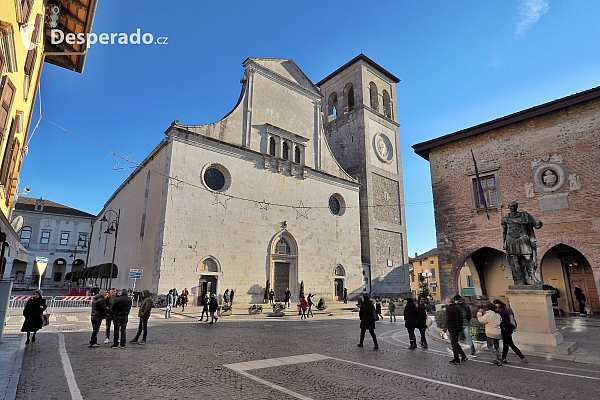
[10,307,600,400]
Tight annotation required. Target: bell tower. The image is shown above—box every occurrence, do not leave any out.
[316,54,409,297]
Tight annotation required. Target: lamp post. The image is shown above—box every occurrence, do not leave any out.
[100,209,120,290]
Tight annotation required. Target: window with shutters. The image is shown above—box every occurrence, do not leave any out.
[471,173,501,208]
[2,137,19,198]
[0,75,16,138]
[21,0,35,24]
[0,23,18,73]
[0,119,16,188]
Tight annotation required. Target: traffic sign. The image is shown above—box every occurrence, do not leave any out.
[129,269,142,279]
[35,256,49,263]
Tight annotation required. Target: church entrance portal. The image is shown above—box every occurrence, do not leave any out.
[198,276,217,306]
[334,278,343,300]
[274,262,290,302]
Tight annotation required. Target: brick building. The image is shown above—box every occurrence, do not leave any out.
[413,86,600,314]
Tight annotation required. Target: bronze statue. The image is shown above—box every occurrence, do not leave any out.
[501,201,543,285]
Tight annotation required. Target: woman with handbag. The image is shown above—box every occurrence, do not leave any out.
[493,300,528,364]
[358,294,379,350]
[21,289,47,344]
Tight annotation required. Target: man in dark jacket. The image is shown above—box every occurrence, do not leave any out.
[110,289,132,348]
[357,294,379,350]
[131,290,153,345]
[89,289,108,347]
[575,285,586,316]
[443,296,467,364]
[208,293,219,324]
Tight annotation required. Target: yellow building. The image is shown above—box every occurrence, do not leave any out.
[0,0,97,267]
[409,248,441,303]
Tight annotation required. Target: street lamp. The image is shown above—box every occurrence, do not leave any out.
[100,209,120,290]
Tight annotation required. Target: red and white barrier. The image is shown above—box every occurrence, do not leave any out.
[10,296,33,301]
[61,296,91,301]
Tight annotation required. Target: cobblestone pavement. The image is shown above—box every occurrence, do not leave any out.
[12,308,600,400]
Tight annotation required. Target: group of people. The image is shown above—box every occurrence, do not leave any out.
[198,293,220,323]
[165,288,189,317]
[90,288,153,348]
[223,289,235,306]
[443,294,527,366]
[298,293,315,319]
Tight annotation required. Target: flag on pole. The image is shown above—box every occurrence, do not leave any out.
[471,149,489,219]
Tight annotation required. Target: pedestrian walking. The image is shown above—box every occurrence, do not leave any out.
[494,299,528,364]
[229,289,235,306]
[89,289,108,347]
[104,288,117,344]
[455,295,477,357]
[574,285,587,316]
[307,293,314,317]
[343,288,348,304]
[443,296,467,364]
[404,298,419,349]
[208,293,219,324]
[223,289,230,306]
[268,289,275,305]
[21,289,47,344]
[131,290,153,345]
[284,287,291,308]
[416,299,428,348]
[165,289,174,319]
[357,294,379,350]
[388,300,396,322]
[300,296,308,319]
[199,294,210,321]
[91,284,100,296]
[111,289,132,348]
[477,303,503,365]
[375,299,383,320]
[180,291,188,312]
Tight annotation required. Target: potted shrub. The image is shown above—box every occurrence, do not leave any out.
[272,302,286,313]
[316,297,327,310]
[217,304,233,316]
[248,304,263,315]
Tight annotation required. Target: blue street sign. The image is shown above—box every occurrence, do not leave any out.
[35,256,49,263]
[129,269,142,279]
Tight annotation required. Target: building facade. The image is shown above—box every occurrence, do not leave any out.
[409,249,441,303]
[4,197,93,289]
[413,86,600,314]
[0,0,97,273]
[88,56,411,304]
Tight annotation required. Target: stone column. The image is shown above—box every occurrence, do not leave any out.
[506,287,577,355]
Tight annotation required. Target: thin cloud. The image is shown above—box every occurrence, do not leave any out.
[515,0,549,36]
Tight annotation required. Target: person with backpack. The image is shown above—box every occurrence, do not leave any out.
[493,299,528,364]
[357,294,379,350]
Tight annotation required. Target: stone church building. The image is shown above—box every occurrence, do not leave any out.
[88,55,410,304]
[413,86,600,314]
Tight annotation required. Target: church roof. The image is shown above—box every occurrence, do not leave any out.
[15,197,95,218]
[316,53,400,87]
[243,58,321,96]
[413,85,600,161]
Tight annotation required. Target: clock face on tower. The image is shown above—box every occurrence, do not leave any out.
[373,133,393,163]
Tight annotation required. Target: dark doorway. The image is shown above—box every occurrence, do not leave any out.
[568,262,599,313]
[199,276,217,305]
[334,278,343,300]
[274,262,289,301]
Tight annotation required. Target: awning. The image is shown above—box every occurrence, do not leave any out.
[0,211,28,262]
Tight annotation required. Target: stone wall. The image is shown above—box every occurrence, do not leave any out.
[427,97,600,302]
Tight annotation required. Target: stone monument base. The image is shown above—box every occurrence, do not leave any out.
[506,288,577,356]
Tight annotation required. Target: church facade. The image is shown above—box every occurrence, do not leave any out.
[88,56,410,304]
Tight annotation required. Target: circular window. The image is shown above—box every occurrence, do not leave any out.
[328,193,345,216]
[329,196,340,215]
[204,168,225,190]
[202,164,231,192]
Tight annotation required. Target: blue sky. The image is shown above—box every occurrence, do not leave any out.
[20,0,600,257]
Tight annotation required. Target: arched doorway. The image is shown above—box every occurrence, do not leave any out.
[333,265,345,300]
[455,247,510,301]
[541,244,599,314]
[197,257,220,306]
[268,231,298,302]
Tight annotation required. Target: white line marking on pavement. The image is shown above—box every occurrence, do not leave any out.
[236,370,315,400]
[225,354,330,371]
[330,356,525,400]
[65,316,79,322]
[380,328,600,380]
[56,333,83,400]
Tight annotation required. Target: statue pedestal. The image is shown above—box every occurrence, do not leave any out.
[506,288,577,355]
